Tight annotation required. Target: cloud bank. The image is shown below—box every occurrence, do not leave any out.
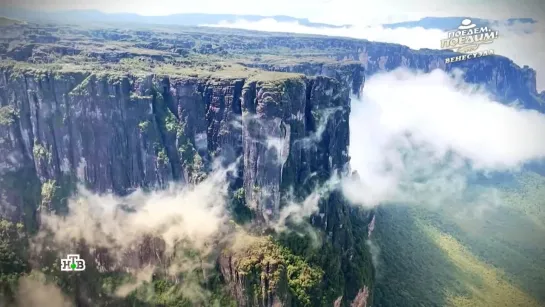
[342,68,545,209]
[203,18,444,50]
[33,164,235,304]
[38,166,231,255]
[202,18,545,91]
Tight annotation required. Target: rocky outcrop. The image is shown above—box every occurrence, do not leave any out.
[243,62,365,98]
[350,286,370,307]
[241,78,306,221]
[218,237,293,307]
[332,286,370,307]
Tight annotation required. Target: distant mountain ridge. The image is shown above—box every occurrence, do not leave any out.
[0,8,537,31]
[382,16,538,31]
[0,7,350,28]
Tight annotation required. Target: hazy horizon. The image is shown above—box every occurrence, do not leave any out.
[2,0,545,26]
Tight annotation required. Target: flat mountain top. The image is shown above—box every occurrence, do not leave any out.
[0,16,25,26]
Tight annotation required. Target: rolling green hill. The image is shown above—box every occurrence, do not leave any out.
[373,171,545,307]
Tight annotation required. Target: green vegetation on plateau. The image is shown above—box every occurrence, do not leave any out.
[0,18,369,83]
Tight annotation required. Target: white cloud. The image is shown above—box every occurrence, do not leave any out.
[490,21,545,90]
[39,167,231,255]
[203,18,444,50]
[342,68,545,208]
[358,69,545,169]
[203,19,545,91]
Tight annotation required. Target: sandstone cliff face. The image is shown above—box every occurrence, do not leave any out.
[0,69,347,218]
[241,78,306,222]
[0,66,373,306]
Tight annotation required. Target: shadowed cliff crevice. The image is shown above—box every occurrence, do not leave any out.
[150,80,184,184]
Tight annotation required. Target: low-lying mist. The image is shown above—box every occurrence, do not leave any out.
[39,166,231,255]
[30,164,235,304]
[342,68,545,213]
[25,156,332,305]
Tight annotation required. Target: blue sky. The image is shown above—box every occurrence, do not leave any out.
[3,0,545,25]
